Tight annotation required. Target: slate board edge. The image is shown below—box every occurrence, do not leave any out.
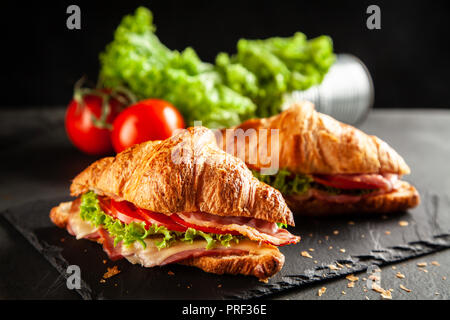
[226,237,450,299]
[1,199,449,300]
[0,210,93,300]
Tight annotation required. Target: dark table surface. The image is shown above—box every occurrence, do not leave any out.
[0,107,449,300]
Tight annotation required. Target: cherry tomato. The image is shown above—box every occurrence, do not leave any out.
[111,99,185,153]
[170,214,241,235]
[65,90,125,155]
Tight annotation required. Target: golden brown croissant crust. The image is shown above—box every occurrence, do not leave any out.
[70,126,295,226]
[285,181,420,216]
[219,102,411,175]
[180,248,284,282]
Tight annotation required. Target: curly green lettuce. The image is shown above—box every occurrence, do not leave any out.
[99,7,256,128]
[80,191,241,250]
[99,7,335,127]
[216,32,335,117]
[252,168,313,195]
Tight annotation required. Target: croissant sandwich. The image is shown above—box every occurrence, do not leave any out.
[218,101,420,216]
[50,126,299,281]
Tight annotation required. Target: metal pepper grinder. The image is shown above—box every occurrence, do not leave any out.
[282,54,374,125]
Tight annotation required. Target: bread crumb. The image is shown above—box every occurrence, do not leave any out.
[420,269,429,273]
[372,283,392,299]
[308,248,315,252]
[301,251,313,259]
[431,261,440,266]
[348,221,355,225]
[342,291,346,295]
[329,246,333,250]
[217,284,222,288]
[336,262,345,269]
[417,262,427,267]
[333,230,339,235]
[102,260,107,264]
[381,290,392,300]
[396,272,405,279]
[400,284,411,293]
[385,231,391,235]
[443,276,447,280]
[314,260,318,264]
[103,266,121,279]
[399,221,409,227]
[99,279,106,283]
[391,266,397,270]
[328,264,339,270]
[347,281,355,288]
[346,274,359,282]
[339,248,346,253]
[318,287,326,296]
[168,271,175,276]
[368,274,380,282]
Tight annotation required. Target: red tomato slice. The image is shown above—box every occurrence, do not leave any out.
[170,214,241,235]
[110,200,147,225]
[138,209,187,232]
[313,175,380,190]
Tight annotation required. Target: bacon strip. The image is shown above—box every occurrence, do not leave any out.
[292,173,401,204]
[174,211,299,246]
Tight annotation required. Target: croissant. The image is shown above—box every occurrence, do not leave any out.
[218,101,420,215]
[51,126,299,281]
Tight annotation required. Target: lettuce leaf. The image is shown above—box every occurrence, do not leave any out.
[252,168,313,195]
[99,7,335,127]
[216,32,335,117]
[99,7,256,128]
[79,191,241,250]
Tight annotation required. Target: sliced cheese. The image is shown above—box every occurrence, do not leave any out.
[68,211,99,239]
[67,211,277,267]
[121,238,276,268]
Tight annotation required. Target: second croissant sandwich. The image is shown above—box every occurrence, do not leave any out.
[50,126,299,281]
[219,102,420,216]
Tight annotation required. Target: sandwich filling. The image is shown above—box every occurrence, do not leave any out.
[253,169,402,204]
[64,191,299,267]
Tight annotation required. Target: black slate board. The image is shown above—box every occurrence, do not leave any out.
[2,190,450,300]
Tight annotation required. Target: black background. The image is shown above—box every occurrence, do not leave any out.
[2,0,449,109]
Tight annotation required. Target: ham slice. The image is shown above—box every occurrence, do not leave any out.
[293,173,401,204]
[313,173,399,191]
[98,228,123,261]
[174,211,300,246]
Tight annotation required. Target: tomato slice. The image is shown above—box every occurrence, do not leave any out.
[313,175,380,190]
[101,198,239,235]
[170,214,241,235]
[138,209,187,232]
[110,200,147,225]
